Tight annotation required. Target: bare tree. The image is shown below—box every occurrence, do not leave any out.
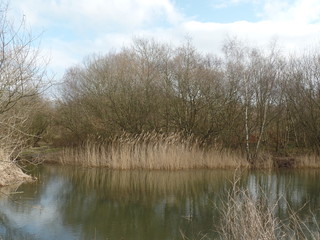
[223,38,253,161]
[285,50,320,154]
[56,35,320,165]
[0,2,48,156]
[222,38,285,163]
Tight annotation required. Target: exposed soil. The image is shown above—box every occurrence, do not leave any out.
[273,157,296,168]
[0,161,34,187]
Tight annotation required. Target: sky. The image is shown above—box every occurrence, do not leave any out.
[10,0,320,80]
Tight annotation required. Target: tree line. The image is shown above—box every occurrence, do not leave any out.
[53,38,320,162]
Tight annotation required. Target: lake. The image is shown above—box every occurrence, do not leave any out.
[0,165,319,240]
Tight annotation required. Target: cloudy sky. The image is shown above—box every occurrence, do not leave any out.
[10,0,320,79]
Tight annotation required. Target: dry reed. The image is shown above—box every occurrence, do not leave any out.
[296,154,320,168]
[58,132,249,169]
[218,179,320,240]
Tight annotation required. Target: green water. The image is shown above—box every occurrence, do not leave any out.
[0,166,319,240]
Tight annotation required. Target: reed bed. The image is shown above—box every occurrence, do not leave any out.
[296,154,320,168]
[58,132,249,169]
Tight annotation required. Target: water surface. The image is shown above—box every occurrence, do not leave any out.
[0,166,319,240]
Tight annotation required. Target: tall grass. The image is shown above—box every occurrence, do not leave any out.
[58,132,249,169]
[218,179,320,240]
[296,154,320,168]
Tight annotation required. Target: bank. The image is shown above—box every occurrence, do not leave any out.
[0,161,33,187]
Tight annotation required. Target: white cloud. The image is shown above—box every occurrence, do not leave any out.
[8,0,320,81]
[180,19,320,55]
[9,0,184,79]
[262,0,320,23]
[12,0,182,30]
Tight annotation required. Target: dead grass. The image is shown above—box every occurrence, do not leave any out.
[51,132,320,169]
[57,132,249,170]
[219,179,280,240]
[296,154,320,168]
[218,179,320,240]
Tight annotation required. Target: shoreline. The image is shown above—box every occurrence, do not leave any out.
[0,161,34,187]
[1,151,320,187]
[41,146,320,170]
[2,145,319,188]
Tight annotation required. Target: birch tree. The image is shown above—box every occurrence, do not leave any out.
[223,39,253,162]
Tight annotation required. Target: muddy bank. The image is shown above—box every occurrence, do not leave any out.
[0,161,33,187]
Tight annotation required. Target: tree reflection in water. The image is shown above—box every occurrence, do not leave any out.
[0,166,319,240]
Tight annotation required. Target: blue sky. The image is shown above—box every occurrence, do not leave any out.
[10,0,320,79]
[174,0,261,22]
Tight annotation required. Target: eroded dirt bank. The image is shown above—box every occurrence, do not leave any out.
[0,161,33,187]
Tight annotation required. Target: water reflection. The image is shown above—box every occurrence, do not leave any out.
[0,171,79,240]
[248,170,320,229]
[0,166,319,240]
